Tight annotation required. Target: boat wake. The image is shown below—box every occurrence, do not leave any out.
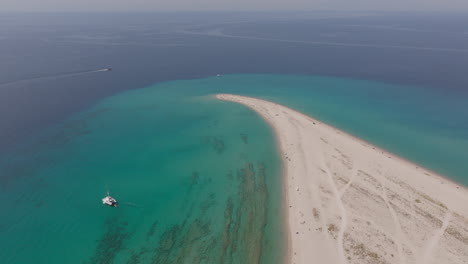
[180,29,468,53]
[0,68,112,88]
[121,202,143,208]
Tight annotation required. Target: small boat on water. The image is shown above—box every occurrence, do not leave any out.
[102,195,118,207]
[102,188,118,207]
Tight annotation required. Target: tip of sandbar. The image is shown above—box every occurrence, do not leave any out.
[215,93,235,100]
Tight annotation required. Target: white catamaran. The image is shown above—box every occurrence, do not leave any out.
[102,189,118,207]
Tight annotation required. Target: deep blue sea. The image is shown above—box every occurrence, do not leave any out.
[0,12,467,263]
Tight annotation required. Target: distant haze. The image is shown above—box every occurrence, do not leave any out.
[1,0,468,12]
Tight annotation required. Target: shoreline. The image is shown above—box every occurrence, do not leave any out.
[219,93,466,192]
[215,93,468,264]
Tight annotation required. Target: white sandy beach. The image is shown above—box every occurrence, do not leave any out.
[216,94,468,264]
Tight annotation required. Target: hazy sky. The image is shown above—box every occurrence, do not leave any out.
[2,0,468,12]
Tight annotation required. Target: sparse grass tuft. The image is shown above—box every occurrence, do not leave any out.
[312,208,320,220]
[328,224,338,233]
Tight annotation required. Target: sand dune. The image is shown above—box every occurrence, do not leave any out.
[216,94,468,264]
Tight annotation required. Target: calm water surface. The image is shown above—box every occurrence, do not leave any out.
[1,12,468,264]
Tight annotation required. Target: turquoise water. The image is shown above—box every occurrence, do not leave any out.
[0,82,283,263]
[1,74,468,263]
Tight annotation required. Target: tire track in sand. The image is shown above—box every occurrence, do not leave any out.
[380,175,407,264]
[339,166,358,199]
[418,210,452,264]
[320,152,348,264]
